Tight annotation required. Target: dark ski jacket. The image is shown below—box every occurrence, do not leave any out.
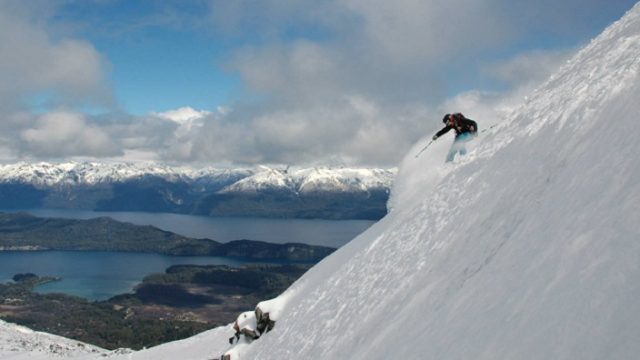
[435,114,478,139]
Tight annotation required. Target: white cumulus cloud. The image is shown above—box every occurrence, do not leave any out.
[152,106,212,124]
[0,3,111,111]
[21,110,120,158]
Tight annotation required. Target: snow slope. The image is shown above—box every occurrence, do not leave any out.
[2,2,640,359]
[0,319,231,360]
[96,325,233,360]
[0,319,106,359]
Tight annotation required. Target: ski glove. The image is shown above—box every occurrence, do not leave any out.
[432,135,438,141]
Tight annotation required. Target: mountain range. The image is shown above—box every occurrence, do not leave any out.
[0,163,395,220]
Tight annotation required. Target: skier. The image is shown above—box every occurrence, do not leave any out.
[432,113,478,162]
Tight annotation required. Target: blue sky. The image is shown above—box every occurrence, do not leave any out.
[0,0,637,165]
[101,31,238,115]
[51,1,240,114]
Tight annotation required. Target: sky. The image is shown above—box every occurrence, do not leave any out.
[0,0,637,167]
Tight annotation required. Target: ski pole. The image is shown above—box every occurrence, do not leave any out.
[480,122,499,133]
[414,140,433,158]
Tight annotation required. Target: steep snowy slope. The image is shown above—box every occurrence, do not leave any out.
[236,3,640,359]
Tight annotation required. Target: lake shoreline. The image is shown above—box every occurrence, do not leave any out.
[0,212,336,262]
[3,208,374,248]
[1,263,309,350]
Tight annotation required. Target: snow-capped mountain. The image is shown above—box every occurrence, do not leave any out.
[219,166,296,194]
[201,166,394,219]
[0,161,394,192]
[0,162,395,219]
[3,2,640,359]
[219,166,395,194]
[0,162,252,187]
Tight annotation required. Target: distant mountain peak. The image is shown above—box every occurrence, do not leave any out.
[0,161,395,190]
[219,166,395,195]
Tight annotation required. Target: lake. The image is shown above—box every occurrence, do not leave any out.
[17,209,375,248]
[0,250,251,301]
[0,210,376,300]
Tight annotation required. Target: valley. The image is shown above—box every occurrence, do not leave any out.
[0,264,309,350]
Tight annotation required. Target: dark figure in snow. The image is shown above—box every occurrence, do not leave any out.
[432,112,478,162]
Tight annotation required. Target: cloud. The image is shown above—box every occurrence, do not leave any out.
[20,110,120,158]
[0,0,634,166]
[153,97,429,166]
[0,2,111,111]
[152,107,212,124]
[191,0,521,165]
[0,2,114,161]
[485,49,575,88]
[221,0,515,106]
[193,0,629,166]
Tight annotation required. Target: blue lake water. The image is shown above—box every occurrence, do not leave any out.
[0,210,376,301]
[0,251,252,301]
[18,209,375,248]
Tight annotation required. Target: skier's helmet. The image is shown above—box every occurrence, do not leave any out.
[442,114,450,124]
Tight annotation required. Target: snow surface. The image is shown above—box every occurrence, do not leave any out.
[0,319,232,360]
[94,326,233,360]
[0,319,106,359]
[2,2,640,359]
